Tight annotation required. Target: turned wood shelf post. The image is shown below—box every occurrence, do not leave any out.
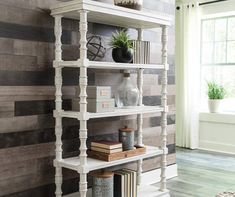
[54,15,63,197]
[137,28,144,185]
[79,9,89,197]
[160,25,168,192]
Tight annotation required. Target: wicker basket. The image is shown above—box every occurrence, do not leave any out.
[114,0,143,10]
[216,192,235,197]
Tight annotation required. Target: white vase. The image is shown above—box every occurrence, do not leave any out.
[208,99,222,113]
[115,72,139,108]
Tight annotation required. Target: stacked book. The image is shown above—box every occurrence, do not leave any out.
[91,141,123,154]
[133,40,150,64]
[114,169,137,197]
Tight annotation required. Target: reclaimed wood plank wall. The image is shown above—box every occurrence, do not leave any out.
[0,0,175,196]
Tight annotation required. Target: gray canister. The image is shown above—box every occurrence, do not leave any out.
[119,126,134,151]
[92,171,114,197]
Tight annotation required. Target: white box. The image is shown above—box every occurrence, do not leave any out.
[72,98,115,113]
[75,86,111,99]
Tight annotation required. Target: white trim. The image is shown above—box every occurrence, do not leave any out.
[200,112,235,124]
[64,164,178,197]
[199,141,235,155]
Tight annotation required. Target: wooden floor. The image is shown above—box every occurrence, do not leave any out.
[166,148,235,197]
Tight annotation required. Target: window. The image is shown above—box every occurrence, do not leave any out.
[201,16,235,112]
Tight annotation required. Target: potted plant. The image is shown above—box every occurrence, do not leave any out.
[207,82,226,113]
[110,29,133,63]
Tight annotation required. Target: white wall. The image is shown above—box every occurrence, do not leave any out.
[199,113,235,154]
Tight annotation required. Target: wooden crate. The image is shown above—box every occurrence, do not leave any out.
[87,146,146,162]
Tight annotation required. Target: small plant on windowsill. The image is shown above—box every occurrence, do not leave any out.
[110,29,133,63]
[207,81,226,113]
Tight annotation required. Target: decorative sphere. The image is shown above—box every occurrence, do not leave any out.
[87,35,106,61]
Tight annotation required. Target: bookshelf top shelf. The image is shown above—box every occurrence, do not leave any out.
[50,0,172,29]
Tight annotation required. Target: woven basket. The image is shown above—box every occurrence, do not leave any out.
[216,192,235,197]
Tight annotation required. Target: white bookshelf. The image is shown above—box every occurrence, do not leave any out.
[51,0,171,196]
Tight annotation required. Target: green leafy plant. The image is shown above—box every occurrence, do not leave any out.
[110,29,133,49]
[207,82,226,99]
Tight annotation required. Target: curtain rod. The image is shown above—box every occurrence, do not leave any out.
[176,0,228,10]
[199,0,227,6]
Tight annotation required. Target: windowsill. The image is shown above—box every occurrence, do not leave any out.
[199,112,235,124]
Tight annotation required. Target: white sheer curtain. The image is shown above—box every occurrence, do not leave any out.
[176,1,201,149]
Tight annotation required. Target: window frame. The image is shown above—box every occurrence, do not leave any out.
[201,15,235,66]
[200,14,235,112]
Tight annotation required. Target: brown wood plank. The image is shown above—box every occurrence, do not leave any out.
[0,54,38,71]
[0,101,14,118]
[0,86,75,102]
[0,143,54,165]
[0,115,54,133]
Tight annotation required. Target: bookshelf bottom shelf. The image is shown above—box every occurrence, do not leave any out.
[64,185,170,197]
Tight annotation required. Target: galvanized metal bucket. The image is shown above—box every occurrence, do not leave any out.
[92,171,114,197]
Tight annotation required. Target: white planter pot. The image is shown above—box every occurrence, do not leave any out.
[208,99,222,113]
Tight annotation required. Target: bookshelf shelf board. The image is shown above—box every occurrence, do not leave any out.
[55,146,163,173]
[50,0,171,28]
[57,106,163,120]
[54,60,167,70]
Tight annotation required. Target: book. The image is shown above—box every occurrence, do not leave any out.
[122,169,137,197]
[91,146,123,154]
[126,171,131,197]
[121,169,132,197]
[114,169,137,197]
[122,169,134,197]
[91,141,122,149]
[124,172,128,197]
[116,170,129,197]
[114,172,125,197]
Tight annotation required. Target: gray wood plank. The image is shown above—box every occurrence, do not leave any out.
[165,148,235,197]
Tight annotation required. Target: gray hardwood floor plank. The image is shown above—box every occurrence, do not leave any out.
[166,148,235,197]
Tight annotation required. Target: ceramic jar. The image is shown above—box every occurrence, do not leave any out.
[119,126,134,151]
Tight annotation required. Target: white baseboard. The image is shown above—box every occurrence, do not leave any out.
[64,164,178,197]
[199,140,235,155]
